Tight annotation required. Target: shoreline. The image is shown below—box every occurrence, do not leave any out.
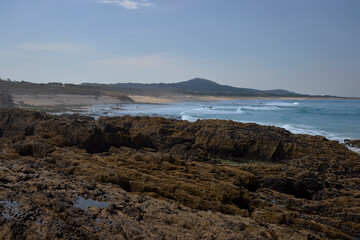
[128,94,359,104]
[10,93,359,107]
[44,103,360,154]
[7,94,360,153]
[12,93,127,107]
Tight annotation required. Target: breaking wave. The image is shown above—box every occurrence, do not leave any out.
[181,114,199,122]
[266,102,299,107]
[238,106,279,111]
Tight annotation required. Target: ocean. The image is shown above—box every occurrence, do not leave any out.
[64,99,360,143]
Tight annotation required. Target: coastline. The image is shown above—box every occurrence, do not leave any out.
[11,93,359,107]
[8,94,360,153]
[10,94,359,149]
[122,94,359,104]
[12,94,126,107]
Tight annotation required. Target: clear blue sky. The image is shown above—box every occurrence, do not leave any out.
[0,0,359,96]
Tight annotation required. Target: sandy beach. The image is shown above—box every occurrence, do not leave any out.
[11,93,271,106]
[10,92,354,108]
[126,94,242,103]
[126,94,326,104]
[12,94,126,107]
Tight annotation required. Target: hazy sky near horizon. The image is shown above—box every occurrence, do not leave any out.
[0,0,359,97]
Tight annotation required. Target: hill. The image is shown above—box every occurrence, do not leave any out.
[0,78,133,108]
[0,78,101,95]
[83,78,307,97]
[0,77,342,109]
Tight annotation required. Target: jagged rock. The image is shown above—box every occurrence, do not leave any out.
[345,139,360,148]
[0,109,353,161]
[0,108,359,239]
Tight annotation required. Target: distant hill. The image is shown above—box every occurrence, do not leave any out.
[0,77,339,99]
[0,78,101,96]
[83,78,306,97]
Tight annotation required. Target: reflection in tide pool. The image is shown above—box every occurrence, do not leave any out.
[74,197,109,210]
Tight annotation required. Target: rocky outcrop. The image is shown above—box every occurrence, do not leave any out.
[0,108,351,161]
[345,139,360,148]
[116,95,134,102]
[0,108,359,239]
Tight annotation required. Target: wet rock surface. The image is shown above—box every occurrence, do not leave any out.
[345,139,360,149]
[0,108,359,239]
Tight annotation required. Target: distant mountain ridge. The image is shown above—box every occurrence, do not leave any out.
[83,78,306,97]
[0,77,339,98]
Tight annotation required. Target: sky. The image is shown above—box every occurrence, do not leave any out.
[0,0,359,97]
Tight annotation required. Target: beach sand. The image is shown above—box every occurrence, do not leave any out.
[12,93,346,107]
[12,94,124,107]
[126,94,302,104]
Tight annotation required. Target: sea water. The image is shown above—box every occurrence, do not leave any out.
[65,99,360,143]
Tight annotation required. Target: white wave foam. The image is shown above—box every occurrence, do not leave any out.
[346,146,360,154]
[181,114,198,122]
[238,106,279,111]
[211,106,238,110]
[278,124,359,154]
[181,107,243,116]
[279,124,345,142]
[266,102,299,107]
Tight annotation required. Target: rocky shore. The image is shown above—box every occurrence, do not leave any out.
[345,139,360,149]
[0,108,359,239]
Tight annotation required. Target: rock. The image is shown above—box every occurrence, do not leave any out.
[13,138,55,157]
[0,109,353,162]
[0,108,359,239]
[345,139,360,148]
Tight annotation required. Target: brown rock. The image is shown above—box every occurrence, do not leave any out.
[0,108,359,239]
[345,139,360,148]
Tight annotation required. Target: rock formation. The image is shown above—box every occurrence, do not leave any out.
[345,139,360,148]
[0,108,359,239]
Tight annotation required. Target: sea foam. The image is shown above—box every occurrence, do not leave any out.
[238,106,279,111]
[266,102,299,107]
[54,99,360,148]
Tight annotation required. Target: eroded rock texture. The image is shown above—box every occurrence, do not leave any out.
[0,108,359,239]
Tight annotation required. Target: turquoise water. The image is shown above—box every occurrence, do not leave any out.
[68,99,360,142]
